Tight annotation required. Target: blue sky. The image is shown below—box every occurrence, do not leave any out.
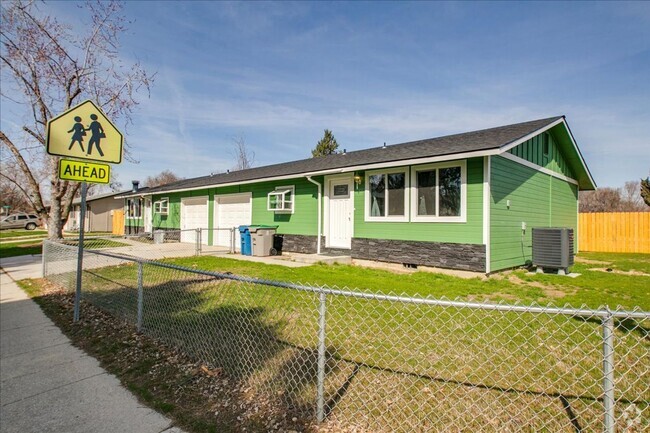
[9,1,650,189]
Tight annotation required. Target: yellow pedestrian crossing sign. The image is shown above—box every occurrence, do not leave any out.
[47,100,123,164]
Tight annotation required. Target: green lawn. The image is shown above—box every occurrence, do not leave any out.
[1,238,129,258]
[0,229,47,239]
[0,240,43,258]
[37,251,650,431]
[162,252,650,310]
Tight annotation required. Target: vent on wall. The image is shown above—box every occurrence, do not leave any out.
[532,228,574,274]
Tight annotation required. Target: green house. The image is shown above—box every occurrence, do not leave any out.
[120,116,595,273]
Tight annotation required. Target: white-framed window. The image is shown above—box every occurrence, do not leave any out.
[365,167,409,222]
[126,198,142,219]
[410,160,466,223]
[267,186,295,213]
[154,197,169,215]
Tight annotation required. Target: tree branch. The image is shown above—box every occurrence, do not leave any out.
[0,131,46,213]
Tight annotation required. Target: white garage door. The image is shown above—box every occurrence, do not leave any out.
[181,196,208,244]
[215,193,252,250]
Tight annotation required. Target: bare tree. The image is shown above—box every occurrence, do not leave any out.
[579,180,649,212]
[580,188,623,212]
[232,135,255,170]
[621,180,644,210]
[144,169,182,188]
[0,161,32,213]
[0,1,153,238]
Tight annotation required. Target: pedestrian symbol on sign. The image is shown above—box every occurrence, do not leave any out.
[47,100,123,164]
[86,114,105,157]
[67,116,86,152]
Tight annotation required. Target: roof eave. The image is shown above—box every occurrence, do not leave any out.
[116,147,502,198]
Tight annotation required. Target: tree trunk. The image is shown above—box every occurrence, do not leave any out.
[47,198,65,240]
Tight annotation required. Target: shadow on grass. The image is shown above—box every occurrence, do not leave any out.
[77,267,649,429]
[573,315,649,342]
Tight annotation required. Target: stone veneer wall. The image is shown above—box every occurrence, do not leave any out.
[351,238,486,272]
[278,234,486,272]
[124,225,145,235]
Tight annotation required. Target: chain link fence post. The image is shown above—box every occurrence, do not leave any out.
[195,228,201,256]
[137,261,144,332]
[41,240,48,278]
[316,289,327,423]
[602,306,615,433]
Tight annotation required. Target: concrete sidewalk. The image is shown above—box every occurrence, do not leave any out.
[0,255,185,433]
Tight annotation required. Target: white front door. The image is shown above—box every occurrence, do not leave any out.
[327,176,354,249]
[181,196,208,244]
[214,193,252,250]
[144,197,152,233]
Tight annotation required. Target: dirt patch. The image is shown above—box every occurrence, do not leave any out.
[472,292,519,302]
[589,268,650,277]
[352,259,488,279]
[574,257,611,265]
[506,275,568,299]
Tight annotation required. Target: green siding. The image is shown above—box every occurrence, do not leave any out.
[151,189,211,230]
[146,158,483,245]
[490,156,577,272]
[508,131,575,178]
[150,179,322,237]
[353,157,484,244]
[248,177,321,235]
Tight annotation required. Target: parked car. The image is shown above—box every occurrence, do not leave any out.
[0,213,41,230]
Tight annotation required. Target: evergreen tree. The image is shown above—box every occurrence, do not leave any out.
[641,177,650,207]
[311,129,340,157]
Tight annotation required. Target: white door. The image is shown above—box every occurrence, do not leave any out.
[181,196,208,244]
[144,197,152,233]
[214,193,252,250]
[327,176,354,249]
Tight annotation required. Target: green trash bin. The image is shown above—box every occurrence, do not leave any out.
[250,225,278,257]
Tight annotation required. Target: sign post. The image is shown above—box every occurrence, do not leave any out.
[47,100,123,322]
[73,182,87,322]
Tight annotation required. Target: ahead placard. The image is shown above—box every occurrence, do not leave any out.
[47,100,123,164]
[58,159,111,184]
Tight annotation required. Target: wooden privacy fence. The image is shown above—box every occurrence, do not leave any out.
[579,212,650,253]
[112,209,124,235]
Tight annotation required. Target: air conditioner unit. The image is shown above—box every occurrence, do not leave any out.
[532,228,574,274]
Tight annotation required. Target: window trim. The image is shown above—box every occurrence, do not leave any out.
[364,167,409,222]
[410,160,467,223]
[267,185,295,213]
[154,197,169,215]
[125,197,142,219]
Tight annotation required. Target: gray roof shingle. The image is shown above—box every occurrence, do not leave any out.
[135,116,564,195]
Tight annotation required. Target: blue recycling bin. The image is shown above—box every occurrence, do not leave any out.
[238,226,252,256]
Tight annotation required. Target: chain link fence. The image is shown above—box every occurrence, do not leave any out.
[51,228,235,262]
[42,240,649,432]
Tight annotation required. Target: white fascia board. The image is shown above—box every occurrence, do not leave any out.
[499,152,579,185]
[117,148,500,198]
[482,156,491,274]
[558,119,597,189]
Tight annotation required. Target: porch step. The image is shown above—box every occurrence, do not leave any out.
[283,252,351,265]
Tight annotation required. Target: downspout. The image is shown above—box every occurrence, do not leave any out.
[306,176,322,255]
